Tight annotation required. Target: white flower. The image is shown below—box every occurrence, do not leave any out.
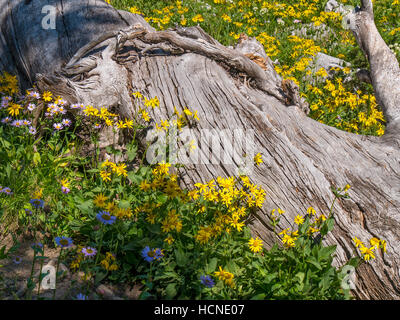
[29,91,40,99]
[27,103,36,111]
[62,118,71,127]
[29,126,37,135]
[53,123,63,130]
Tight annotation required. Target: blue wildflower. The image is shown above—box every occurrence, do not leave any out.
[96,211,116,225]
[30,198,44,209]
[200,275,215,288]
[55,236,73,248]
[141,246,163,263]
[76,293,88,300]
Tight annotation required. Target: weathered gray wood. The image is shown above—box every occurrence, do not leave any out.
[347,0,400,133]
[1,0,400,299]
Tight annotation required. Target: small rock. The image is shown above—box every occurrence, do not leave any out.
[325,0,346,13]
[123,284,143,300]
[16,282,27,298]
[96,284,116,300]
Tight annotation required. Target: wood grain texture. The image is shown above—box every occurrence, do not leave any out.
[1,0,400,299]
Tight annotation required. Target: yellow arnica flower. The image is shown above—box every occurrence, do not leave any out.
[370,237,380,249]
[307,207,316,215]
[115,163,128,177]
[139,180,151,191]
[132,91,142,99]
[360,246,375,261]
[42,91,52,102]
[124,119,134,129]
[254,153,263,165]
[100,170,111,182]
[8,103,22,116]
[214,266,235,288]
[141,110,150,122]
[33,188,43,199]
[60,179,70,188]
[164,235,175,245]
[282,234,296,247]
[352,236,363,248]
[192,14,204,23]
[93,193,108,208]
[294,214,305,225]
[248,237,263,253]
[116,120,127,129]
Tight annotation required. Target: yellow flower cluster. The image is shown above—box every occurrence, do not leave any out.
[308,78,385,135]
[311,11,342,27]
[100,252,118,271]
[278,206,326,248]
[100,159,128,182]
[70,246,84,271]
[161,209,183,233]
[214,266,235,288]
[279,228,299,248]
[256,32,280,58]
[191,175,266,244]
[353,236,387,261]
[93,193,132,220]
[132,91,161,123]
[0,72,18,95]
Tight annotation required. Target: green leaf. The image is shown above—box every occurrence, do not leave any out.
[76,200,93,213]
[127,171,141,185]
[125,252,138,264]
[33,152,41,165]
[127,144,138,161]
[306,257,322,270]
[86,169,99,173]
[175,248,188,267]
[321,217,335,236]
[250,293,266,300]
[119,200,130,209]
[326,217,335,232]
[226,260,239,273]
[165,283,177,299]
[206,257,218,273]
[91,186,103,193]
[263,273,277,284]
[319,245,336,260]
[1,138,11,149]
[346,257,361,268]
[94,271,107,285]
[0,245,7,259]
[139,291,153,300]
[294,272,305,283]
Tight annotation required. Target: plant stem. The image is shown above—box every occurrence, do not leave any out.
[37,247,45,297]
[52,247,64,300]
